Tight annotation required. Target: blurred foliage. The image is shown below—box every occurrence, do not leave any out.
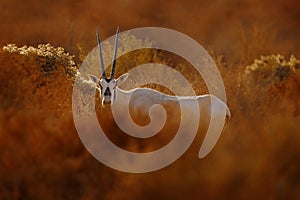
[0,42,299,199]
[1,0,300,199]
[240,54,300,116]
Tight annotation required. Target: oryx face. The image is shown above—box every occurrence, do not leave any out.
[88,27,128,106]
[89,74,128,105]
[100,78,116,104]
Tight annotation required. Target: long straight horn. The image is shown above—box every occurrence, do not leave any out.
[96,27,106,78]
[110,27,119,79]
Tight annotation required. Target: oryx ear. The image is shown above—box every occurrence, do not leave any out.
[116,73,129,85]
[88,74,100,84]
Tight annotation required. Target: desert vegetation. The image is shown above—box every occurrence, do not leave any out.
[0,0,299,199]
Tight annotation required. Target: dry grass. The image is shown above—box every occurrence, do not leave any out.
[0,41,299,199]
[0,0,300,199]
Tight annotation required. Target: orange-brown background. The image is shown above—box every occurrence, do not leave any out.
[0,0,300,199]
[1,0,300,61]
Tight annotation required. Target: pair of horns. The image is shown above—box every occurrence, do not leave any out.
[96,27,119,79]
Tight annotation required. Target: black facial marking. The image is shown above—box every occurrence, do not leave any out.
[104,78,112,82]
[104,87,111,96]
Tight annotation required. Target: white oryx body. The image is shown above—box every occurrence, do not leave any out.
[110,86,230,138]
[114,86,230,118]
[89,27,230,143]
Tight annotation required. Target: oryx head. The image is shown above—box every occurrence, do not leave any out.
[89,27,128,106]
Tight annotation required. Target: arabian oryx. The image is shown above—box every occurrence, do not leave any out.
[88,28,230,157]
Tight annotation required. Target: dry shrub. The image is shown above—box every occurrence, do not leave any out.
[0,44,119,200]
[241,54,300,117]
[0,0,300,199]
[0,41,300,200]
